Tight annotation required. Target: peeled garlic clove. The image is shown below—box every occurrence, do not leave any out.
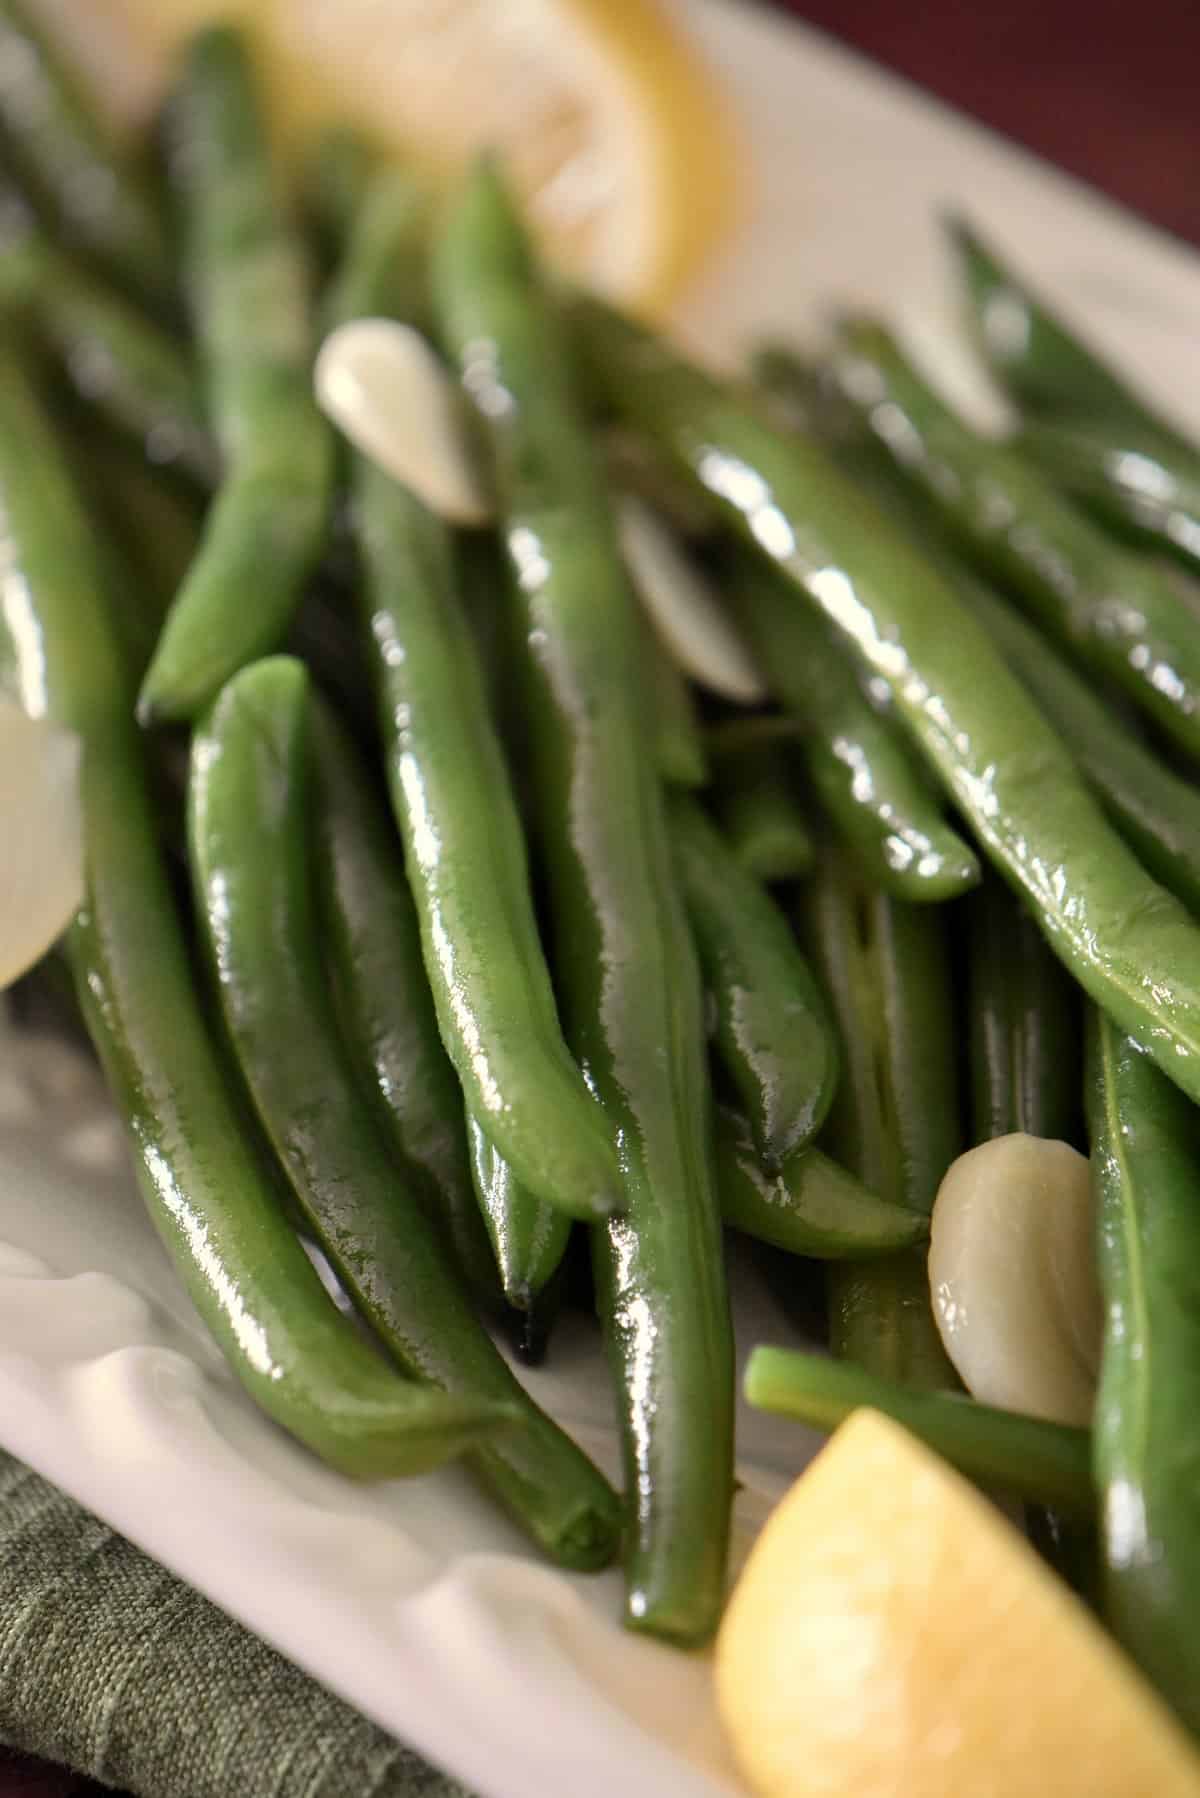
[616,493,767,703]
[929,1132,1103,1427]
[314,318,492,525]
[0,704,84,989]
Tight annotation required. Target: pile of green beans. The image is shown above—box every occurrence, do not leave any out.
[8,16,1200,1703]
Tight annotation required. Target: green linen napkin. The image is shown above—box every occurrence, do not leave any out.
[0,1453,474,1798]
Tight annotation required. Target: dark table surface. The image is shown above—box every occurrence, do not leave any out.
[5,1,1199,1794]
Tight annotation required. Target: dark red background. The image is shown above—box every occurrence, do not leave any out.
[790,0,1200,249]
[4,1,1199,1794]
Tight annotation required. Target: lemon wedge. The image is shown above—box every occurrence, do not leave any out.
[30,0,738,307]
[0,703,84,990]
[716,1409,1200,1798]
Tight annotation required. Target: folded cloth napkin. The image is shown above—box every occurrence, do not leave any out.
[0,1454,473,1798]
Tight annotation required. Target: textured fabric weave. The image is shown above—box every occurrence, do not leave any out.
[0,1455,473,1798]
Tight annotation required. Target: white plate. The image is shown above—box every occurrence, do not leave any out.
[4,5,1200,1794]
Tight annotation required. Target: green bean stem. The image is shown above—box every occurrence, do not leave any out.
[745,1347,1092,1515]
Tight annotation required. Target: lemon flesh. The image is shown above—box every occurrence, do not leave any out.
[716,1409,1200,1798]
[26,0,738,307]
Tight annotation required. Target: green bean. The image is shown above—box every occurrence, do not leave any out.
[772,405,1200,921]
[465,1110,572,1310]
[1088,1011,1200,1732]
[960,575,1200,916]
[0,183,214,483]
[967,873,1081,1146]
[139,27,333,721]
[319,164,430,334]
[437,162,733,1644]
[190,655,622,1568]
[320,146,614,1237]
[825,315,1200,760]
[85,430,204,614]
[724,547,979,900]
[0,0,172,307]
[307,695,500,1309]
[946,214,1190,443]
[0,336,505,1477]
[300,124,381,265]
[1018,416,1200,576]
[967,870,1091,1586]
[604,426,717,538]
[716,1108,926,1259]
[286,584,374,739]
[641,609,707,788]
[801,839,959,1387]
[745,1347,1093,1515]
[353,455,620,1221]
[573,296,1200,1109]
[669,792,837,1162]
[707,728,813,881]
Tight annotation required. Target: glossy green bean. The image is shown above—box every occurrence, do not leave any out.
[0,184,214,484]
[320,164,430,333]
[745,1347,1092,1515]
[967,873,1081,1145]
[85,431,204,618]
[286,585,375,738]
[0,0,172,306]
[961,576,1200,916]
[825,315,1200,760]
[190,656,622,1568]
[641,609,707,788]
[437,162,733,1643]
[300,125,380,266]
[139,26,333,721]
[465,1109,572,1308]
[0,337,500,1478]
[716,1107,926,1260]
[307,695,500,1308]
[773,408,1200,922]
[1018,416,1200,575]
[353,455,619,1221]
[669,792,837,1162]
[968,868,1091,1587]
[801,839,959,1387]
[947,214,1190,442]
[725,548,979,899]
[707,730,813,881]
[573,297,1200,1109]
[1088,1011,1200,1733]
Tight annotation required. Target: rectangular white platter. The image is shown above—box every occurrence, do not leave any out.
[3,3,1200,1794]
